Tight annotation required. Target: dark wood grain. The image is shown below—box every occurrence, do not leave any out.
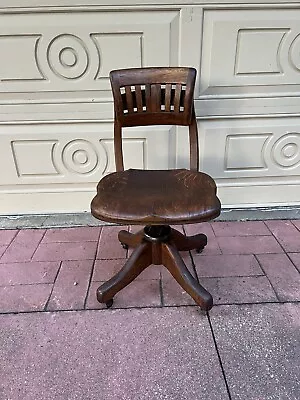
[91,67,221,310]
[110,67,197,170]
[165,83,171,112]
[91,169,220,225]
[162,242,213,310]
[97,241,152,305]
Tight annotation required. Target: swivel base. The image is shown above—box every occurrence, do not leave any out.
[97,225,212,311]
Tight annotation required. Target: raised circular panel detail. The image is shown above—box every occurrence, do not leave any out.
[271,134,300,168]
[282,143,297,158]
[289,34,300,71]
[59,47,77,68]
[61,140,99,174]
[47,34,89,79]
[73,149,89,165]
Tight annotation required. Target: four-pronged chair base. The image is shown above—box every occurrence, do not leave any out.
[97,225,213,311]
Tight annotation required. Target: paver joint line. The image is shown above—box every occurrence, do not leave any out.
[253,254,282,303]
[0,219,299,314]
[207,311,233,400]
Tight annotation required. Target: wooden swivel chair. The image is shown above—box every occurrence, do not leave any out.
[91,67,221,311]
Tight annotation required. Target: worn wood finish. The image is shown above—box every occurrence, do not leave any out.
[109,67,198,171]
[96,230,213,310]
[118,229,144,249]
[114,119,124,171]
[161,242,213,309]
[97,241,152,305]
[91,169,221,225]
[92,67,221,309]
[170,228,207,252]
[118,227,207,252]
[189,108,199,171]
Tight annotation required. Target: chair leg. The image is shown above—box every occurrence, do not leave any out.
[162,242,213,311]
[170,228,207,252]
[97,241,152,307]
[118,229,144,249]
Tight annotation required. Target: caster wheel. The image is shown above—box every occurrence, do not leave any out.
[196,247,204,254]
[121,243,128,250]
[106,299,114,308]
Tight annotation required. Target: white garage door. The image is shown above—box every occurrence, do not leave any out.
[0,3,299,214]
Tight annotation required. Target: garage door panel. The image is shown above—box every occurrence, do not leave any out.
[199,118,300,183]
[200,9,300,98]
[0,9,179,104]
[0,123,172,187]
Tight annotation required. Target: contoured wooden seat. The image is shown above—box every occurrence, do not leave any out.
[92,169,220,225]
[91,67,221,310]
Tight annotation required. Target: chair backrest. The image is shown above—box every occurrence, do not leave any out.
[110,67,199,172]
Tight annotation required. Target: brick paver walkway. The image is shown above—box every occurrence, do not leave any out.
[1,220,300,313]
[0,220,299,399]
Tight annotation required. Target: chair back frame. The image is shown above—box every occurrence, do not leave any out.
[110,67,199,172]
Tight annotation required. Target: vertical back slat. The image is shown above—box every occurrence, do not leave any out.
[125,86,133,113]
[135,85,143,112]
[165,83,171,112]
[174,84,181,113]
[145,84,151,111]
[110,67,198,172]
[151,84,161,112]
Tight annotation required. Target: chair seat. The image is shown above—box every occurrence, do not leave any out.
[91,169,221,225]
